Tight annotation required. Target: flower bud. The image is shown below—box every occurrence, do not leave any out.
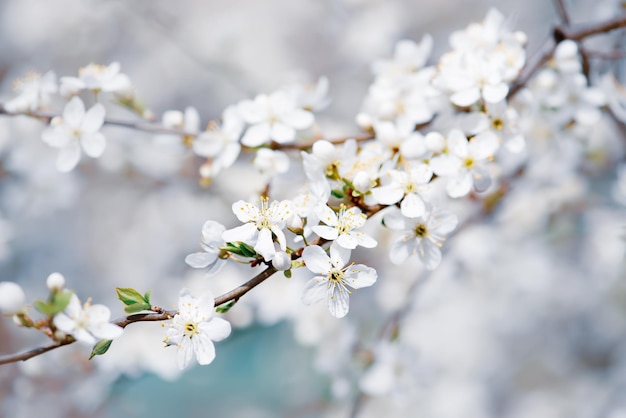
[0,281,26,314]
[46,272,65,291]
[272,251,292,271]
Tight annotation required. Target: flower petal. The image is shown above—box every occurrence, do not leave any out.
[56,142,81,172]
[303,245,332,274]
[81,132,106,158]
[302,277,327,305]
[200,317,231,342]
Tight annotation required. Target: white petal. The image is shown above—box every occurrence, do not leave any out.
[254,228,276,261]
[328,285,350,318]
[81,132,106,158]
[429,210,458,235]
[329,242,351,268]
[336,233,358,249]
[176,340,194,369]
[222,223,258,244]
[472,166,492,192]
[185,252,217,268]
[52,313,76,334]
[382,207,411,230]
[63,97,85,128]
[56,142,81,172]
[241,123,271,147]
[371,185,403,205]
[202,221,227,245]
[353,232,378,248]
[451,87,481,107]
[92,322,124,340]
[81,103,105,133]
[430,154,461,177]
[192,335,216,365]
[345,264,377,289]
[446,171,473,198]
[389,236,413,265]
[303,245,332,274]
[482,83,509,103]
[302,278,327,305]
[201,317,231,341]
[282,109,314,129]
[231,201,259,223]
[400,193,426,218]
[470,131,499,160]
[270,122,296,144]
[312,225,338,241]
[316,205,338,226]
[419,239,442,270]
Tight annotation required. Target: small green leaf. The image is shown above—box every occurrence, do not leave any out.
[124,302,152,314]
[283,269,292,279]
[143,290,152,304]
[221,243,245,256]
[51,290,73,312]
[33,289,74,316]
[331,189,344,199]
[238,242,257,258]
[89,339,113,360]
[116,287,146,306]
[216,300,236,314]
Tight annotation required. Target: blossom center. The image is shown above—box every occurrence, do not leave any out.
[491,117,504,131]
[184,321,199,338]
[463,157,475,169]
[414,223,428,238]
[329,269,344,284]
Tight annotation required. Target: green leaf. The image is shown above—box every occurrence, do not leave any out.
[116,287,146,305]
[215,300,236,314]
[238,242,257,258]
[89,339,113,360]
[124,302,152,314]
[33,289,74,316]
[331,189,344,199]
[143,290,152,304]
[283,269,292,279]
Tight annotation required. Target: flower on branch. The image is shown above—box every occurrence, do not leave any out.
[238,91,314,147]
[60,62,132,97]
[164,288,231,369]
[383,205,458,270]
[4,71,57,112]
[41,96,106,172]
[313,204,377,250]
[301,243,377,318]
[222,198,292,262]
[185,220,227,276]
[53,294,123,345]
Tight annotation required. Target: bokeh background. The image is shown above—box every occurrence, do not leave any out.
[0,0,625,417]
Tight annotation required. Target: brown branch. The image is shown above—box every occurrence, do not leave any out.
[554,0,571,26]
[0,104,196,138]
[0,265,278,365]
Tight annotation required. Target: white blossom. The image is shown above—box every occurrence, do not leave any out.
[4,71,57,112]
[185,221,227,276]
[222,198,292,261]
[46,272,66,291]
[313,204,377,249]
[53,294,123,345]
[60,62,132,97]
[238,91,314,146]
[164,288,231,369]
[301,244,377,318]
[253,148,290,176]
[371,163,433,218]
[41,97,106,172]
[383,206,458,269]
[193,106,243,178]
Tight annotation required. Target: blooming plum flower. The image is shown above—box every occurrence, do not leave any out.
[238,91,314,146]
[222,198,292,261]
[185,221,227,276]
[313,204,377,249]
[383,206,458,270]
[60,62,132,97]
[301,244,377,318]
[53,294,123,345]
[164,288,231,369]
[0,281,26,314]
[5,71,57,112]
[41,96,106,172]
[371,163,433,218]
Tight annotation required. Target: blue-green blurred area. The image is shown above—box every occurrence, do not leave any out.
[105,323,326,418]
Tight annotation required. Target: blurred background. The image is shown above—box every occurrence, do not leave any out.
[0,0,625,417]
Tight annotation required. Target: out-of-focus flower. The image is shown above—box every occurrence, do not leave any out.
[60,62,132,97]
[301,244,377,318]
[4,71,57,112]
[284,77,331,112]
[41,96,106,172]
[164,288,231,369]
[193,106,243,178]
[253,148,290,176]
[46,272,66,291]
[238,91,314,146]
[53,294,123,345]
[0,281,26,314]
[185,221,227,276]
[383,205,458,269]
